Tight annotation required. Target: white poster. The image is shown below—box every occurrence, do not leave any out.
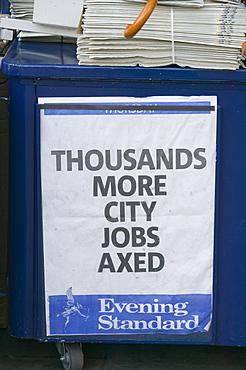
[39,96,217,336]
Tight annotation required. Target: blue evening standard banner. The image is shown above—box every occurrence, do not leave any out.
[49,290,211,335]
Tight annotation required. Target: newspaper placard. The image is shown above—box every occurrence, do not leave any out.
[39,96,217,336]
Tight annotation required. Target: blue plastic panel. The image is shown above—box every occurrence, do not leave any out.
[1,0,10,14]
[3,40,246,346]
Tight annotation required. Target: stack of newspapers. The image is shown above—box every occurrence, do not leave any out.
[9,0,34,20]
[77,0,246,69]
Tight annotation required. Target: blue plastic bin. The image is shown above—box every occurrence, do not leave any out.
[2,39,246,364]
[1,0,10,14]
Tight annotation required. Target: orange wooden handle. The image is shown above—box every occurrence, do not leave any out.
[124,0,158,38]
[242,42,246,56]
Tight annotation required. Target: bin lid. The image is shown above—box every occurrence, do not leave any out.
[2,38,246,81]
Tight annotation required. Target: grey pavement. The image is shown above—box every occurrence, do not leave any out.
[1,328,246,369]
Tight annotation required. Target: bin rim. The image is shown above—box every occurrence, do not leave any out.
[2,39,246,81]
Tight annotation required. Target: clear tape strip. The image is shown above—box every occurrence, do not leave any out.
[171,7,175,64]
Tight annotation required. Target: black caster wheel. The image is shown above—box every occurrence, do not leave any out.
[56,342,84,370]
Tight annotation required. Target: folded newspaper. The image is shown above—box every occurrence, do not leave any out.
[77,0,246,69]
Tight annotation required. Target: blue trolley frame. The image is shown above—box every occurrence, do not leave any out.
[2,39,246,346]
